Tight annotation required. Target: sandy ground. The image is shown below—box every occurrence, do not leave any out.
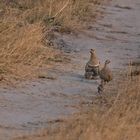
[0,0,140,139]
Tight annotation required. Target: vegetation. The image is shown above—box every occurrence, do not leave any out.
[0,0,103,83]
[0,1,139,140]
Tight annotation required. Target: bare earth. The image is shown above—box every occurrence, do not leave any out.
[0,0,140,139]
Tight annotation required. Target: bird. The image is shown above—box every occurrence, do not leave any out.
[85,49,100,79]
[98,60,113,93]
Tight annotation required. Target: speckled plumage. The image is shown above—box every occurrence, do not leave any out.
[85,49,100,79]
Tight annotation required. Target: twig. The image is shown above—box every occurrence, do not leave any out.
[53,0,70,18]
[49,0,54,17]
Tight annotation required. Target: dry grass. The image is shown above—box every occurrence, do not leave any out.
[95,74,140,140]
[15,68,140,140]
[0,22,55,83]
[0,0,104,84]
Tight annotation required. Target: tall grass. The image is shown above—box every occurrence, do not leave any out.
[0,0,103,82]
[94,72,140,140]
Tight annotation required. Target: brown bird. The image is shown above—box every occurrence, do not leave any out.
[98,60,113,93]
[85,49,100,79]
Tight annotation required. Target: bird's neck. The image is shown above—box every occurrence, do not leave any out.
[104,63,108,68]
[90,53,96,61]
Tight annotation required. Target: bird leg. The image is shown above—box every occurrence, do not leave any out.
[98,84,104,94]
[98,80,105,94]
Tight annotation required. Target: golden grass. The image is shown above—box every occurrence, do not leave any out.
[0,22,55,83]
[0,0,104,83]
[96,74,140,140]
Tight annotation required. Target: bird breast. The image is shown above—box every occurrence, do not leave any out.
[100,67,113,81]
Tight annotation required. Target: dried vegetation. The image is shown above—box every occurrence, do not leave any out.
[0,0,104,83]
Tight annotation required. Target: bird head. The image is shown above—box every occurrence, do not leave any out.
[105,60,111,64]
[90,49,95,54]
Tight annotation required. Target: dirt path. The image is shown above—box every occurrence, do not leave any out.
[0,0,140,139]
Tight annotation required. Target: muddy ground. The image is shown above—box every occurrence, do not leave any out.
[0,0,140,139]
